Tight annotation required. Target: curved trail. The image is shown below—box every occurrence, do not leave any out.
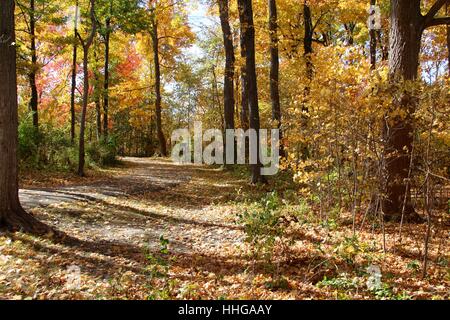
[20,158,244,254]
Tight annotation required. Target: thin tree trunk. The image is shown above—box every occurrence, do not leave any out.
[344,23,356,46]
[240,29,249,131]
[377,30,389,61]
[77,0,97,177]
[94,49,102,140]
[447,4,450,76]
[219,0,235,133]
[211,64,225,131]
[300,1,314,160]
[151,11,167,157]
[0,0,47,233]
[70,0,79,144]
[78,48,89,176]
[103,7,111,138]
[238,0,265,184]
[304,2,314,83]
[29,0,39,129]
[269,0,284,156]
[369,0,377,70]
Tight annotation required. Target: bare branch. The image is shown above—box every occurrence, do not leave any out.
[425,16,450,28]
[424,0,449,25]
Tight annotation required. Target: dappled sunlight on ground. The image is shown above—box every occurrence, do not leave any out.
[0,158,448,300]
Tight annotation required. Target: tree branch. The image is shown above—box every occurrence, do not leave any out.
[425,16,450,28]
[424,0,449,25]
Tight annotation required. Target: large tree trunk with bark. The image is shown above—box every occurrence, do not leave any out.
[70,0,79,144]
[383,0,423,220]
[219,0,235,133]
[0,0,47,233]
[29,0,39,129]
[151,12,167,157]
[383,0,450,221]
[269,0,284,157]
[238,0,265,184]
[383,0,450,220]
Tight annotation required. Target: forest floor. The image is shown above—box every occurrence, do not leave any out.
[0,158,448,300]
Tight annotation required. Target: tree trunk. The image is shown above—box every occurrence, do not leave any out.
[151,13,167,157]
[77,0,97,177]
[239,23,249,131]
[0,0,47,233]
[303,2,314,83]
[78,48,89,176]
[219,0,235,133]
[70,0,79,144]
[447,4,450,76]
[29,0,39,129]
[94,49,102,140]
[103,14,111,139]
[344,23,356,46]
[369,0,377,70]
[269,0,284,156]
[383,0,423,220]
[238,0,265,184]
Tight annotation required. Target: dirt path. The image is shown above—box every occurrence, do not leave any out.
[2,158,448,300]
[2,158,255,299]
[20,158,191,208]
[20,158,245,254]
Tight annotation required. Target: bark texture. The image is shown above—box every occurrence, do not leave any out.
[103,10,111,138]
[0,0,47,233]
[383,0,423,220]
[238,0,265,184]
[369,0,377,70]
[219,0,235,132]
[151,10,168,157]
[269,0,284,156]
[29,0,39,128]
[77,0,97,177]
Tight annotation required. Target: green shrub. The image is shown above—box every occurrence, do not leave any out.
[87,136,118,166]
[238,192,286,287]
[19,116,118,171]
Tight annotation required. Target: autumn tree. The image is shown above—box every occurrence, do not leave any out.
[369,0,377,70]
[268,0,284,156]
[76,0,97,176]
[150,2,168,157]
[218,0,236,138]
[383,0,450,220]
[238,0,265,183]
[16,0,62,130]
[96,0,147,139]
[27,0,39,129]
[102,0,112,138]
[70,0,79,143]
[239,5,249,131]
[447,3,450,75]
[0,0,47,232]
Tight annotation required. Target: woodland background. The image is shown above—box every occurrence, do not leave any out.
[0,0,448,300]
